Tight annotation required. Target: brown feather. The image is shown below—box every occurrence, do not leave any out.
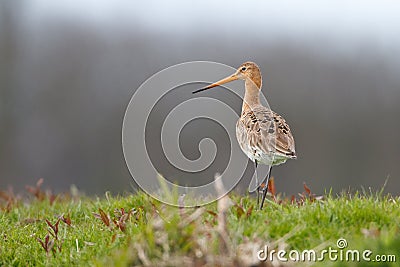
[236,105,296,165]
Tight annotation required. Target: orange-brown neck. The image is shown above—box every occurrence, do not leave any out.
[249,72,262,89]
[242,78,261,112]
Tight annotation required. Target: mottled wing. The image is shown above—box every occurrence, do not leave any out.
[236,105,296,163]
[271,110,296,158]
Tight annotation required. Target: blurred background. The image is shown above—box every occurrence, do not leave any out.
[1,0,399,196]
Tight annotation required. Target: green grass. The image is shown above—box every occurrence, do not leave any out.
[0,184,399,266]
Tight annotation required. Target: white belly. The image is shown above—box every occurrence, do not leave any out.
[242,145,288,166]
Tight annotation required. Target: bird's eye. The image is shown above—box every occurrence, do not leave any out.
[241,67,246,71]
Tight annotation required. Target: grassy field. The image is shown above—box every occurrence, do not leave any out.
[0,179,399,266]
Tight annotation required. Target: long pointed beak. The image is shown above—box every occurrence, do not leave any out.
[192,74,238,94]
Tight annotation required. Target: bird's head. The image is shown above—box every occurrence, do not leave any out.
[235,62,262,89]
[193,61,262,94]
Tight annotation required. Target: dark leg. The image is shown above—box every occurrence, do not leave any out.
[254,160,260,209]
[260,167,273,210]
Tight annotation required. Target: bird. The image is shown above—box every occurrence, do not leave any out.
[193,62,296,210]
